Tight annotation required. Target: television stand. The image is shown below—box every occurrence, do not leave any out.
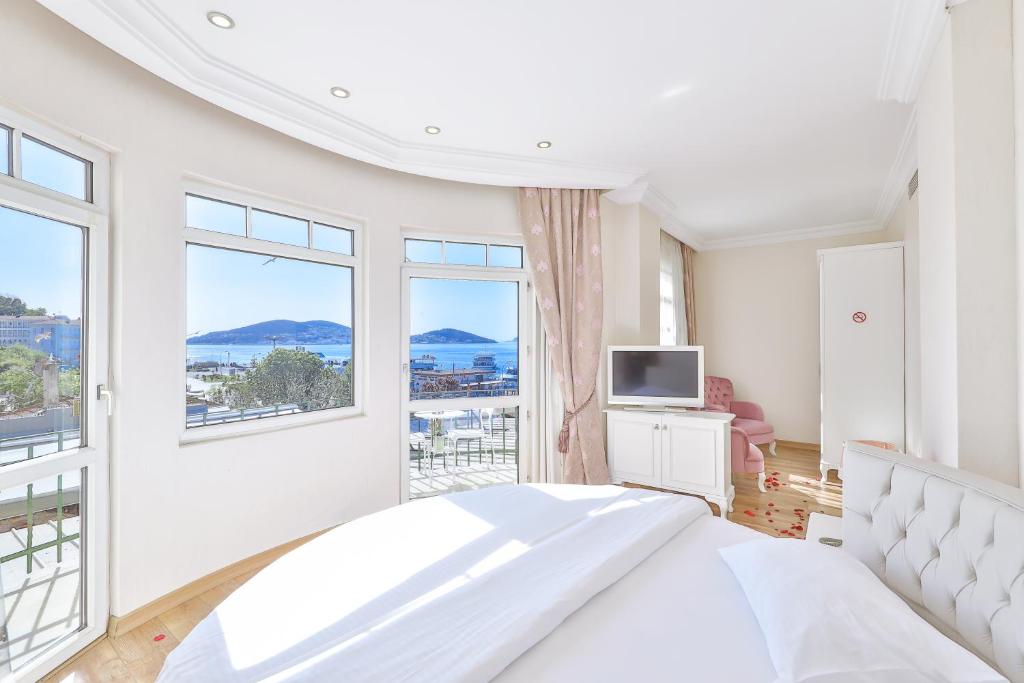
[605,407,734,517]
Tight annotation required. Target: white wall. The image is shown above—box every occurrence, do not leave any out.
[884,192,921,458]
[694,231,888,444]
[1016,0,1024,486]
[1,0,521,615]
[912,1,1019,485]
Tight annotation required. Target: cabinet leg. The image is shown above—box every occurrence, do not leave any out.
[819,461,830,486]
[757,471,767,493]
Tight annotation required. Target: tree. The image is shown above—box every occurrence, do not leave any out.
[0,295,46,316]
[207,349,353,411]
[0,346,46,410]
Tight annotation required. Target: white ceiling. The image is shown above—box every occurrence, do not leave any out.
[37,0,941,248]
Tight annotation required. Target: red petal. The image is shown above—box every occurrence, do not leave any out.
[154,634,166,642]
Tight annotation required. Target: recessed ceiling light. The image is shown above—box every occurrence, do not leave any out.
[330,86,351,99]
[206,11,235,29]
[537,141,552,149]
[424,126,441,135]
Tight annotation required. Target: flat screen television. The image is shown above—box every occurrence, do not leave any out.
[607,345,705,407]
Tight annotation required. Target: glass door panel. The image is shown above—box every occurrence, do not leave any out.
[0,198,105,679]
[403,273,526,500]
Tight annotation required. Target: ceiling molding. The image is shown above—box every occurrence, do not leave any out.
[877,0,948,104]
[699,220,881,252]
[36,0,644,190]
[603,179,706,249]
[874,110,919,228]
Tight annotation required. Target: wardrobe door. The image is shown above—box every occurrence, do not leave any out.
[819,244,904,471]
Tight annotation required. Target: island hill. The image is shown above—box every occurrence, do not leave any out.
[187,320,496,345]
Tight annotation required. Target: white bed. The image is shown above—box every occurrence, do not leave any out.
[158,444,1024,682]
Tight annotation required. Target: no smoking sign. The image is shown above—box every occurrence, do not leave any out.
[852,311,867,324]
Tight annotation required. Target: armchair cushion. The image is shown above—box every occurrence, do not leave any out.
[730,400,764,422]
[732,418,774,438]
[704,376,734,412]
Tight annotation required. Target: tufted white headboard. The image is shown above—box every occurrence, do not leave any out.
[842,442,1024,683]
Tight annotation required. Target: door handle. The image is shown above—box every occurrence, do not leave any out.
[96,384,113,417]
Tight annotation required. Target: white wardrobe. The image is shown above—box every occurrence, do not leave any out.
[819,243,904,480]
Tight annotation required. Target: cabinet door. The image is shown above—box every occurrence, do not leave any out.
[607,412,661,486]
[661,416,721,493]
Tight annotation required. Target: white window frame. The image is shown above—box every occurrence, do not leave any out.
[179,177,365,445]
[0,104,111,683]
[399,226,532,503]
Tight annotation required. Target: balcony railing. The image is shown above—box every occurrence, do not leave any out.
[0,430,81,573]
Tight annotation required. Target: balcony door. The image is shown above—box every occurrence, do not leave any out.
[0,112,109,680]
[400,237,529,501]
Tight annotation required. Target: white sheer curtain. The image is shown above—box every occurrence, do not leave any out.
[528,297,564,484]
[659,230,688,345]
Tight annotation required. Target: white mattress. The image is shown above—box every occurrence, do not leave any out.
[496,514,776,683]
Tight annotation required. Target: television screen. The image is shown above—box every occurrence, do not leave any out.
[611,349,701,399]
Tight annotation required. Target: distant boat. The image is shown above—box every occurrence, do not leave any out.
[472,352,497,373]
[410,354,437,371]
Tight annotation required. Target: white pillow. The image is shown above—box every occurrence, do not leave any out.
[718,538,1007,683]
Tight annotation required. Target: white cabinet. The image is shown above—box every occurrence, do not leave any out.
[606,409,734,517]
[819,243,905,481]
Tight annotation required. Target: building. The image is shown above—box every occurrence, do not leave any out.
[0,315,82,367]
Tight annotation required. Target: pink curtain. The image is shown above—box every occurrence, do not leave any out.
[518,187,610,485]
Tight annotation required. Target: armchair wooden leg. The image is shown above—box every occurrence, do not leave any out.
[756,471,767,493]
[769,441,777,456]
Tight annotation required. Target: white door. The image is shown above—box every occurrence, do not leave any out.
[607,412,661,486]
[0,111,109,681]
[399,237,530,502]
[820,243,905,468]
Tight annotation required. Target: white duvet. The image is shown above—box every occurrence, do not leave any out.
[158,484,708,682]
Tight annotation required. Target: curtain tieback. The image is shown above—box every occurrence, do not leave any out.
[558,389,595,454]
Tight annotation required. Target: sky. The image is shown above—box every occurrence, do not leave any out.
[410,277,518,341]
[1,206,83,318]
[187,244,353,334]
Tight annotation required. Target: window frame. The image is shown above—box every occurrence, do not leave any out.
[402,232,524,269]
[398,226,532,503]
[179,178,365,445]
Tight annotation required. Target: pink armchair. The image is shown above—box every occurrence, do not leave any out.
[705,376,777,456]
[732,427,767,493]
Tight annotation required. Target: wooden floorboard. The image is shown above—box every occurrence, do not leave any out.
[44,445,838,682]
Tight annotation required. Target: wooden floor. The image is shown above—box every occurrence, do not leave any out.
[44,444,838,682]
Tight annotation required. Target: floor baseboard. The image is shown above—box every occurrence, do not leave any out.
[106,527,329,639]
[776,439,821,452]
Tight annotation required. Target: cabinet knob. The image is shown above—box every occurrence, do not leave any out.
[653,424,660,430]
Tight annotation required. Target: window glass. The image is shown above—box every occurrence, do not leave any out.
[186,195,246,236]
[0,126,10,176]
[409,407,518,499]
[405,239,443,264]
[444,242,486,266]
[408,277,518,401]
[20,136,90,201]
[0,205,84,462]
[488,245,523,268]
[251,209,308,248]
[185,244,354,428]
[0,468,84,670]
[313,223,353,255]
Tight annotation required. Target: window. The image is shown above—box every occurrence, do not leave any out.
[184,191,360,431]
[0,123,94,202]
[404,238,522,268]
